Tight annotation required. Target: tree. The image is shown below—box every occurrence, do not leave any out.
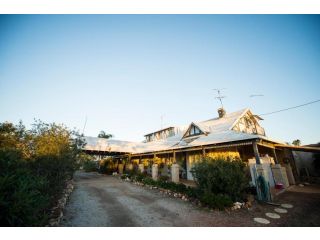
[98,130,113,139]
[0,120,85,226]
[292,139,301,146]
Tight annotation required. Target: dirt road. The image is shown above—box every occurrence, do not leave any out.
[60,171,320,227]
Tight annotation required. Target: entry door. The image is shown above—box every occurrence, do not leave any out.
[186,153,200,180]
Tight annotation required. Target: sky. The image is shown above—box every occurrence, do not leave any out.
[0,15,319,144]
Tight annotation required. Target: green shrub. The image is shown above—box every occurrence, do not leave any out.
[158,175,169,182]
[199,192,233,210]
[185,186,201,199]
[134,172,147,182]
[191,157,249,201]
[121,174,128,180]
[174,183,187,193]
[142,177,156,186]
[83,160,97,172]
[124,168,135,175]
[0,120,83,226]
[156,179,170,189]
[99,158,117,174]
[123,169,135,179]
[0,150,50,226]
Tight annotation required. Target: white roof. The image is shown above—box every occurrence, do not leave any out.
[83,108,284,154]
[83,137,139,153]
[197,108,249,133]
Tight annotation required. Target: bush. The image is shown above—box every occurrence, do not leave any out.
[191,157,249,201]
[134,172,147,182]
[185,186,201,199]
[199,192,233,210]
[158,175,169,182]
[83,160,97,172]
[123,169,135,179]
[174,183,187,193]
[0,150,50,226]
[121,157,248,210]
[121,174,128,180]
[128,171,225,210]
[99,158,117,174]
[156,179,173,189]
[0,120,84,226]
[142,177,156,186]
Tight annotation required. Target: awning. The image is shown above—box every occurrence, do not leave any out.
[274,144,320,153]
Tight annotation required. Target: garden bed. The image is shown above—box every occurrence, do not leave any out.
[117,172,252,211]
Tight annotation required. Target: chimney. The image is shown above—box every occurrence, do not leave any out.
[218,108,226,118]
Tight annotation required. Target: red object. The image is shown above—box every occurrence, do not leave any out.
[275,183,284,189]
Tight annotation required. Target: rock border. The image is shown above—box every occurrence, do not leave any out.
[46,179,74,227]
[118,176,251,211]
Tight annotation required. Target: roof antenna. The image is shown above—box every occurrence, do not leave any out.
[82,115,87,135]
[213,88,226,108]
[213,88,227,118]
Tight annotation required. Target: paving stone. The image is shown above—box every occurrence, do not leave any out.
[281,203,293,209]
[253,217,270,224]
[266,212,280,219]
[274,208,288,213]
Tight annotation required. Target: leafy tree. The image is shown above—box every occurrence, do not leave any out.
[98,130,113,139]
[292,139,301,146]
[0,120,85,226]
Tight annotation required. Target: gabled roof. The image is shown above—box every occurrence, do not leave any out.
[182,108,249,137]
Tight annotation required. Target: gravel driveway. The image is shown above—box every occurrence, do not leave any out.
[60,171,320,227]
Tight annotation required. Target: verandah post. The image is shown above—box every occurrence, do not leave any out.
[171,150,179,183]
[152,153,158,180]
[253,140,261,164]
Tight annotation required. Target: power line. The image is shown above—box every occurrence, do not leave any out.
[259,99,320,116]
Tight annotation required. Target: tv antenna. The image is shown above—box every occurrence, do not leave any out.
[213,88,226,108]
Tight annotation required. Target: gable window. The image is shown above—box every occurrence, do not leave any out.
[185,124,203,137]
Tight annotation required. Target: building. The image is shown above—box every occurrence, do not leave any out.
[83,108,320,186]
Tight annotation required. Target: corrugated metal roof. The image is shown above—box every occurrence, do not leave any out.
[144,126,175,137]
[83,108,284,154]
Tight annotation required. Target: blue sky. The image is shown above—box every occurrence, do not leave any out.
[0,15,319,144]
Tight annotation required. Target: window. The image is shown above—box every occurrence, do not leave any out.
[194,126,201,134]
[185,124,203,137]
